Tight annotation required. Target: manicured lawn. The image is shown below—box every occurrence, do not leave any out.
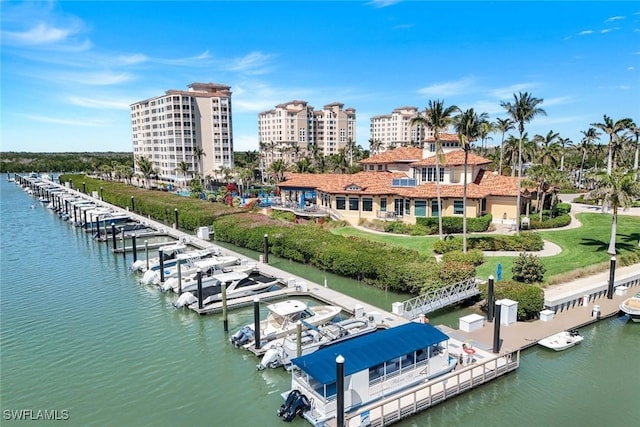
[331,212,640,284]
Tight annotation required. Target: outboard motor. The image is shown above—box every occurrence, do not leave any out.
[160,277,178,292]
[140,270,160,286]
[277,389,310,422]
[231,326,255,347]
[173,292,197,308]
[257,346,284,370]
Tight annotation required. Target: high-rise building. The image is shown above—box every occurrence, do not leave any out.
[258,100,356,173]
[369,106,435,153]
[131,82,233,185]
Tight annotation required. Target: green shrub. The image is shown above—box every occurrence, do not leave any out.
[555,202,571,215]
[416,214,492,234]
[512,253,546,283]
[479,280,544,320]
[433,237,463,254]
[441,249,485,266]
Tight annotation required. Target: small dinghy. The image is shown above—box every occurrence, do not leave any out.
[538,329,583,351]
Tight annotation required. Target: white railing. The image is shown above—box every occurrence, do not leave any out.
[398,278,480,319]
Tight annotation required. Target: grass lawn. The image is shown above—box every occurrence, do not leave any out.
[331,212,640,284]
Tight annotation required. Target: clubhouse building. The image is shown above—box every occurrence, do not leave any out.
[274,135,520,226]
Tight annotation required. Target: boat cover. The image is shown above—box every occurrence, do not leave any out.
[290,322,449,384]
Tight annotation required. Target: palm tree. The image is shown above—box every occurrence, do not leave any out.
[626,120,639,171]
[534,130,561,167]
[453,108,488,253]
[503,135,519,176]
[136,155,155,189]
[176,160,190,188]
[192,146,205,179]
[578,127,600,187]
[557,137,573,172]
[500,92,546,233]
[269,159,287,183]
[478,120,494,153]
[369,138,383,155]
[411,100,458,239]
[591,115,634,175]
[495,117,515,175]
[588,169,640,254]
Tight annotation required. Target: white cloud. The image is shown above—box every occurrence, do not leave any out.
[67,96,131,110]
[20,114,109,127]
[367,0,402,8]
[605,16,625,23]
[578,30,594,36]
[417,77,476,97]
[226,51,275,75]
[116,54,149,66]
[488,83,538,100]
[53,71,135,86]
[542,96,574,107]
[2,23,72,45]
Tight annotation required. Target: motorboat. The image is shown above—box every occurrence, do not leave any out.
[144,254,241,287]
[619,292,640,322]
[257,312,384,370]
[278,322,457,424]
[173,270,283,308]
[130,244,218,272]
[537,329,584,351]
[230,300,342,348]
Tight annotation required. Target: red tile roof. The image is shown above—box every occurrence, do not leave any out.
[359,147,423,164]
[411,150,491,167]
[279,169,520,199]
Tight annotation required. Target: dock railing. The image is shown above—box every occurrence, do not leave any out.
[343,350,520,427]
[395,278,480,319]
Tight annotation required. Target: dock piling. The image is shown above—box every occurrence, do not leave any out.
[336,355,345,427]
[177,260,182,295]
[132,234,137,263]
[487,275,495,322]
[111,223,117,250]
[263,234,269,264]
[144,240,149,271]
[174,208,178,230]
[493,301,502,353]
[159,249,165,283]
[197,269,203,310]
[253,298,261,350]
[607,256,616,299]
[222,282,228,332]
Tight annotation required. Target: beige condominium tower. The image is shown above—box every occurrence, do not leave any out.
[369,106,435,153]
[131,82,233,186]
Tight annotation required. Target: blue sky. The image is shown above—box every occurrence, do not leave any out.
[1,1,638,153]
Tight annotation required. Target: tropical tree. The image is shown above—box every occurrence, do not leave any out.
[369,138,383,155]
[453,107,488,252]
[192,146,206,179]
[626,120,639,171]
[269,159,287,183]
[478,120,494,153]
[176,160,190,187]
[500,92,546,233]
[534,130,561,167]
[136,155,155,189]
[587,169,640,254]
[411,100,458,239]
[495,117,515,175]
[591,115,634,175]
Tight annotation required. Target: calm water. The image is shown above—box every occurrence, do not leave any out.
[1,179,638,426]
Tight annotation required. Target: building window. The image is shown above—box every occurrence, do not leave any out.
[394,199,404,216]
[405,199,411,215]
[380,198,387,212]
[362,198,373,212]
[454,200,464,215]
[336,197,346,210]
[349,197,359,211]
[481,198,487,213]
[415,200,427,217]
[431,200,441,217]
[422,167,444,182]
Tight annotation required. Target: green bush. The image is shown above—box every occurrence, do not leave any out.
[416,214,492,234]
[441,249,485,266]
[433,232,544,254]
[555,202,571,215]
[512,253,546,283]
[479,280,544,320]
[528,214,571,229]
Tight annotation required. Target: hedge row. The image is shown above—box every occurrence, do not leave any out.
[433,232,544,254]
[213,213,476,294]
[416,214,493,234]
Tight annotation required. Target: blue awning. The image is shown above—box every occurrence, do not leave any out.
[290,322,449,384]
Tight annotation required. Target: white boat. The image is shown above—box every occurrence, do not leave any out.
[230,299,342,348]
[538,329,584,351]
[130,244,218,272]
[145,254,241,287]
[619,292,640,322]
[277,322,457,424]
[173,270,283,308]
[257,313,384,370]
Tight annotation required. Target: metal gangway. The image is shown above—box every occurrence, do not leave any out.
[395,278,481,320]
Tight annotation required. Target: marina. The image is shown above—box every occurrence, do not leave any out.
[4,175,639,427]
